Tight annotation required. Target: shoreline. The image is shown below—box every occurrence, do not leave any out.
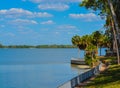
[76,63,108,88]
[58,64,101,88]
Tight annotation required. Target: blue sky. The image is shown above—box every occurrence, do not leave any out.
[0,0,105,45]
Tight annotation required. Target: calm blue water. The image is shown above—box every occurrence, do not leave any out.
[0,48,106,88]
[0,48,85,88]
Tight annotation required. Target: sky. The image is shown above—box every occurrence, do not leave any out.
[0,0,105,45]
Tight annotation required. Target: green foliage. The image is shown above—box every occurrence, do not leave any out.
[71,31,109,67]
[72,35,81,45]
[99,56,117,65]
[72,35,86,50]
[35,45,76,48]
[85,50,98,67]
[80,0,120,50]
[113,0,120,27]
[85,44,97,51]
[84,54,92,67]
[91,31,103,46]
[80,0,109,18]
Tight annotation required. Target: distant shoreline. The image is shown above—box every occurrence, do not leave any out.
[0,45,77,48]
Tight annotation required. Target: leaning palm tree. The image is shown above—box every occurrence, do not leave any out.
[72,35,81,48]
[72,35,81,58]
[72,35,86,58]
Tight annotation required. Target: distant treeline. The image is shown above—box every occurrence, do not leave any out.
[0,44,76,48]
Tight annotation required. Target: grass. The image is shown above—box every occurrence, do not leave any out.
[98,56,117,64]
[86,56,120,88]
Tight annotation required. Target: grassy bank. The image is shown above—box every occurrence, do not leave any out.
[86,57,120,88]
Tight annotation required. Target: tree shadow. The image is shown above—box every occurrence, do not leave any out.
[87,65,120,87]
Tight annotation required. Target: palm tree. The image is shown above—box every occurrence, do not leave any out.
[72,35,82,58]
[72,35,81,48]
[72,35,87,50]
[80,0,120,64]
[91,31,104,56]
[81,35,91,47]
[85,43,98,67]
[72,35,88,58]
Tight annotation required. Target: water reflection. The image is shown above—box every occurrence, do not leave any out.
[71,64,90,75]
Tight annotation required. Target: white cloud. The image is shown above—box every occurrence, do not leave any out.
[58,25,77,29]
[0,8,53,18]
[38,3,69,11]
[40,20,54,25]
[35,12,53,17]
[69,13,100,21]
[28,0,82,3]
[10,19,38,25]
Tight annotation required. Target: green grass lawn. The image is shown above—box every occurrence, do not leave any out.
[87,64,120,88]
[98,56,117,65]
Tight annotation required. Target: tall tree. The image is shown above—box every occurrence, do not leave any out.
[107,0,120,64]
[80,0,120,64]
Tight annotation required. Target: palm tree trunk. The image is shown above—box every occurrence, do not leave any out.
[91,51,95,67]
[100,47,101,56]
[108,0,120,64]
[78,48,80,59]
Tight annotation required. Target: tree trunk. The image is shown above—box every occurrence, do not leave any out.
[78,48,80,59]
[108,0,120,64]
[111,19,119,57]
[113,39,116,52]
[100,47,101,56]
[91,51,95,67]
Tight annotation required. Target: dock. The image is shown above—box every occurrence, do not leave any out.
[71,58,87,65]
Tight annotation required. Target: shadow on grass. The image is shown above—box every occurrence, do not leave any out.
[87,65,120,87]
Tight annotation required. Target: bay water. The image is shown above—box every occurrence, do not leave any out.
[0,48,105,88]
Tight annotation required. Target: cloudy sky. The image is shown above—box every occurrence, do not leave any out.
[0,0,105,45]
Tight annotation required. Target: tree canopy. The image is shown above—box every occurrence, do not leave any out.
[80,0,120,64]
[72,31,110,67]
